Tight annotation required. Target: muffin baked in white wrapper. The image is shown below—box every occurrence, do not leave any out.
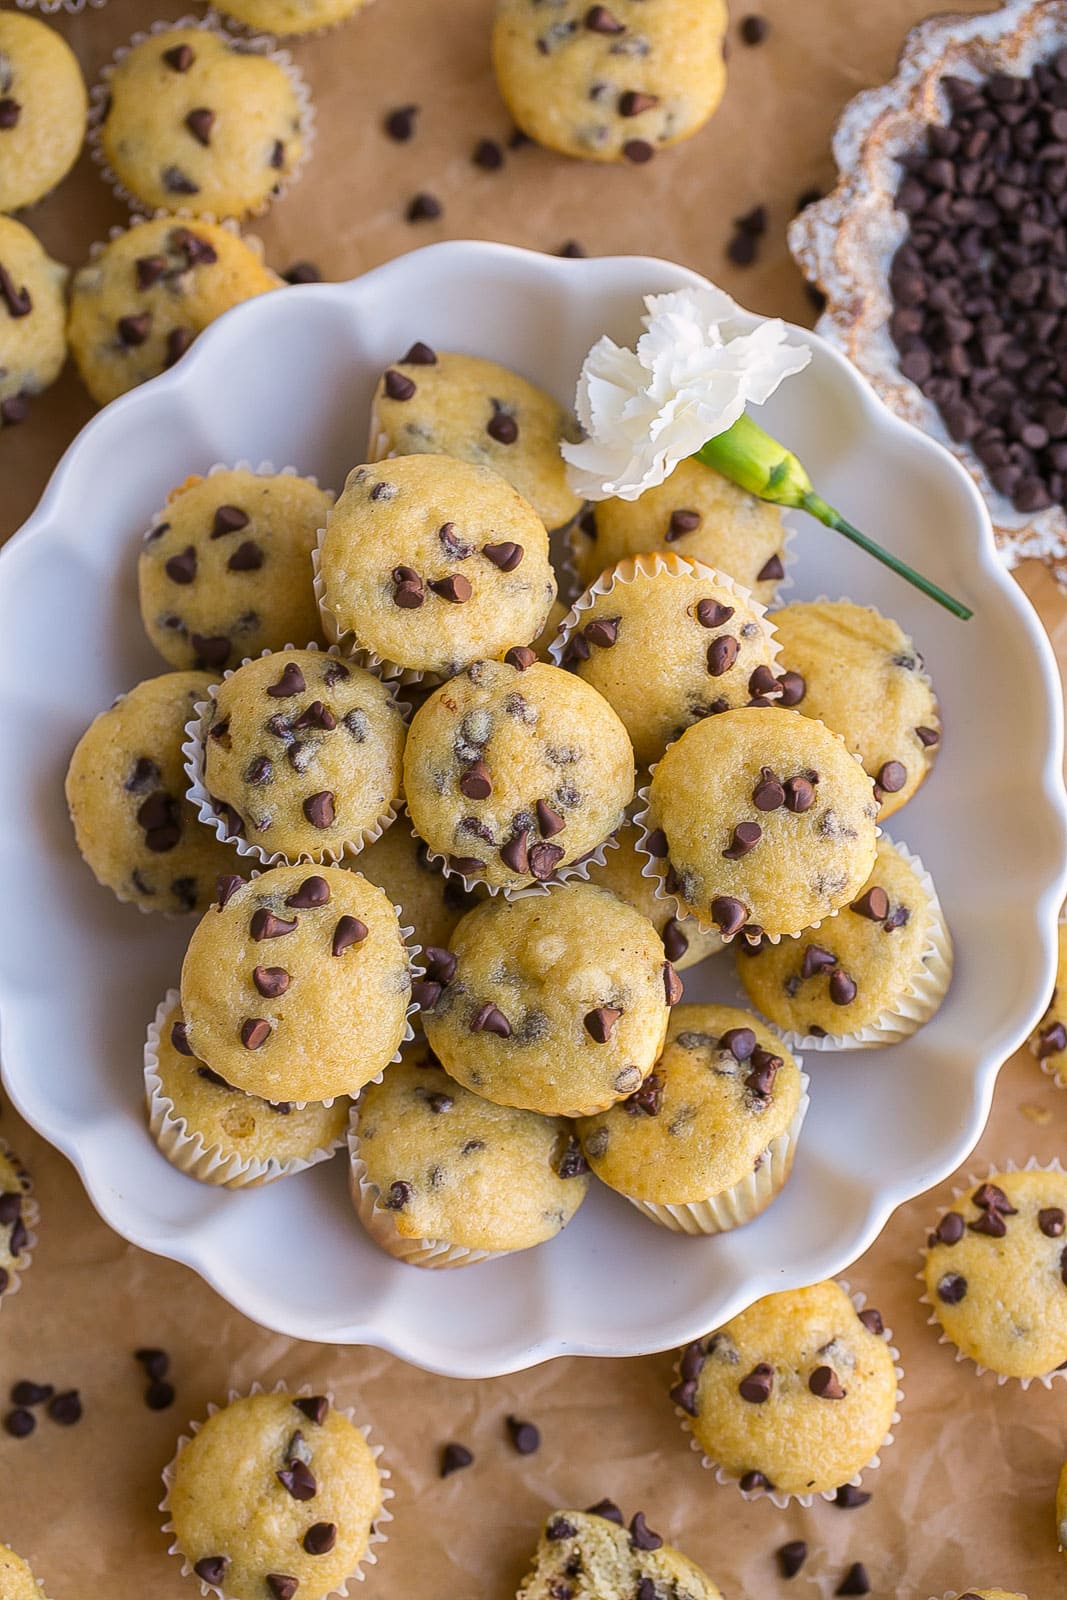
[145,989,349,1188]
[752,838,953,1053]
[182,642,407,868]
[0,1137,39,1310]
[621,1069,810,1236]
[159,1380,393,1599]
[917,1156,1067,1391]
[87,15,315,223]
[407,817,620,903]
[673,1280,904,1508]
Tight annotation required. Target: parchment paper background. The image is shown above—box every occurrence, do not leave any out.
[2,1,1066,1595]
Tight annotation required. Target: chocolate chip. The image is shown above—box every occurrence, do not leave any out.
[425,947,458,984]
[876,759,907,794]
[584,1005,622,1042]
[973,1181,1017,1214]
[117,311,153,347]
[48,1390,82,1425]
[660,961,683,1006]
[487,409,519,444]
[809,1364,846,1398]
[777,669,806,706]
[829,969,858,1006]
[266,663,305,698]
[751,767,785,811]
[277,1458,317,1500]
[145,1379,175,1410]
[0,98,19,130]
[555,1135,589,1178]
[384,104,418,140]
[407,192,442,222]
[536,799,565,836]
[711,895,747,937]
[1040,1207,1066,1236]
[969,1208,1008,1238]
[283,260,321,284]
[740,13,769,43]
[858,1307,885,1336]
[332,915,368,955]
[226,539,263,572]
[270,139,286,169]
[450,855,485,875]
[529,842,565,880]
[11,1380,53,1407]
[696,598,735,628]
[266,1577,299,1600]
[480,539,524,574]
[162,165,199,195]
[284,876,330,911]
[707,635,740,675]
[851,885,889,921]
[745,1051,780,1097]
[915,725,940,747]
[784,775,815,812]
[584,1498,623,1524]
[164,545,197,584]
[505,645,537,671]
[185,107,215,146]
[931,1210,965,1246]
[739,1363,774,1402]
[240,1017,271,1050]
[391,564,425,608]
[4,1408,34,1437]
[473,137,504,170]
[251,909,299,939]
[645,827,668,857]
[757,553,785,582]
[471,1003,511,1038]
[667,508,701,539]
[456,760,492,802]
[1061,1245,1067,1287]
[499,832,529,875]
[428,574,472,603]
[629,1512,662,1551]
[1037,1020,1067,1057]
[505,1415,540,1454]
[293,1395,329,1425]
[383,1180,413,1212]
[669,1377,699,1415]
[303,1522,337,1555]
[163,43,195,71]
[440,1441,473,1476]
[622,138,655,163]
[936,1271,967,1303]
[835,1562,870,1596]
[209,506,247,542]
[834,1484,871,1508]
[384,368,416,401]
[723,820,762,859]
[619,90,660,116]
[192,1555,229,1585]
[303,791,335,830]
[250,965,289,1000]
[0,394,29,426]
[739,1469,772,1492]
[777,1541,808,1578]
[0,263,30,320]
[585,3,625,30]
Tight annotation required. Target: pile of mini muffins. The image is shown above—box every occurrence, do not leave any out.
[1,0,732,431]
[57,331,957,1272]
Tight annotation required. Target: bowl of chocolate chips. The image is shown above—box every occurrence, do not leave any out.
[790,0,1067,585]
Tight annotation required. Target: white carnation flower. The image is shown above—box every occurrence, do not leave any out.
[562,285,812,502]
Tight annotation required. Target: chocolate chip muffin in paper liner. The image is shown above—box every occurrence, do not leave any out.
[576,1003,809,1235]
[0,1138,39,1310]
[183,643,407,868]
[160,1382,392,1600]
[88,15,314,223]
[633,706,880,944]
[346,1047,590,1268]
[145,990,350,1187]
[919,1158,1067,1388]
[1029,917,1067,1088]
[671,1278,903,1507]
[737,836,952,1051]
[549,552,782,771]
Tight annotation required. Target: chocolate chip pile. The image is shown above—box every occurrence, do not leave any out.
[891,53,1067,514]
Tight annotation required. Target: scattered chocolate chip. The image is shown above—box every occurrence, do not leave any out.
[784,775,815,812]
[696,598,735,628]
[0,394,29,426]
[487,409,519,445]
[332,915,368,955]
[473,137,504,170]
[48,1390,82,1425]
[829,969,858,1006]
[915,724,940,748]
[11,1380,53,1407]
[711,895,748,938]
[303,1522,337,1555]
[835,1562,870,1596]
[529,842,565,880]
[135,1348,169,1382]
[834,1484,872,1508]
[145,1379,175,1410]
[4,1408,34,1437]
[645,828,668,857]
[777,1541,808,1578]
[1040,1206,1066,1236]
[723,820,762,859]
[407,192,442,222]
[293,1396,329,1425]
[471,1003,511,1037]
[384,368,416,401]
[506,1415,540,1454]
[629,1512,662,1552]
[163,43,195,71]
[266,1577,299,1600]
[740,13,769,44]
[558,239,586,257]
[384,104,418,141]
[283,260,322,284]
[809,1364,846,1399]
[876,759,907,795]
[667,508,701,539]
[669,1377,699,1415]
[858,1307,885,1336]
[662,917,689,962]
[1036,1020,1067,1057]
[707,634,740,675]
[757,553,785,583]
[932,1210,965,1246]
[585,1499,623,1524]
[251,909,299,939]
[429,574,473,603]
[622,138,654,164]
[303,791,335,829]
[851,885,889,921]
[185,107,215,146]
[936,1271,967,1303]
[663,962,684,1005]
[739,1363,774,1402]
[739,1469,772,1492]
[584,1006,622,1043]
[0,98,19,130]
[440,1441,473,1477]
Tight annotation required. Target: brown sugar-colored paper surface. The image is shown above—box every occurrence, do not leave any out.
[2,0,1065,1595]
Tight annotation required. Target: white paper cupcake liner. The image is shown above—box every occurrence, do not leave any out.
[623,1071,810,1234]
[182,642,406,867]
[160,1379,393,1599]
[15,0,106,11]
[407,815,620,901]
[88,15,315,223]
[346,1107,508,1270]
[674,1279,904,1507]
[917,1156,1067,1390]
[761,838,952,1053]
[632,718,881,945]
[0,1137,39,1310]
[145,989,348,1187]
[1030,915,1067,1090]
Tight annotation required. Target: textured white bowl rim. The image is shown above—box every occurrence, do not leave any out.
[1,240,1065,1378]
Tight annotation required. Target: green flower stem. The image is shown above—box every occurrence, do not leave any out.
[694,414,973,621]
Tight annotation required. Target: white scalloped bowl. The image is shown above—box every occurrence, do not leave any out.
[1,242,1064,1377]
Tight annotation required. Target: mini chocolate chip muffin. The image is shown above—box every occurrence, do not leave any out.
[492,0,728,164]
[68,217,278,407]
[180,865,414,1103]
[553,553,781,768]
[218,0,370,34]
[193,649,406,864]
[0,12,87,212]
[66,671,242,915]
[139,469,332,672]
[922,1167,1067,1382]
[675,1279,899,1499]
[0,1544,50,1600]
[317,455,556,680]
[517,1508,724,1600]
[404,657,634,892]
[0,1143,36,1306]
[349,1045,589,1267]
[0,216,69,430]
[163,1390,386,1600]
[585,822,723,971]
[147,992,350,1187]
[639,706,879,942]
[354,815,482,981]
[421,882,674,1117]
[368,346,584,532]
[738,837,951,1048]
[97,25,306,219]
[578,1003,806,1233]
[568,456,788,600]
[1030,919,1067,1088]
[770,600,941,820]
